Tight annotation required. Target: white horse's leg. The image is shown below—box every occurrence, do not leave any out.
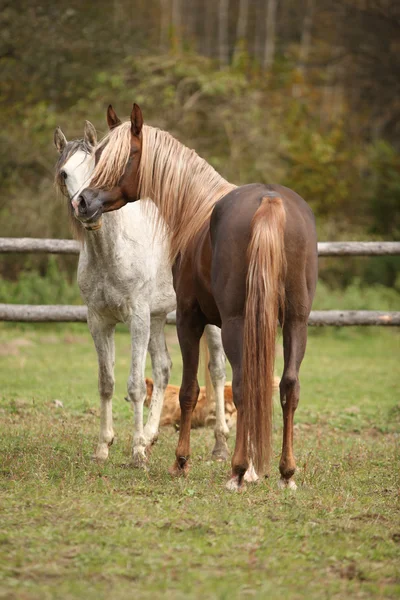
[143,316,172,447]
[127,308,151,468]
[87,312,116,461]
[205,325,230,461]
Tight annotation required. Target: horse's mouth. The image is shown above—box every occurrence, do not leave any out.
[75,208,103,230]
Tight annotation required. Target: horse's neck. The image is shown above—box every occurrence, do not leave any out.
[82,210,124,261]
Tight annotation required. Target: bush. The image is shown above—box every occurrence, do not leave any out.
[0,257,81,305]
[313,279,400,311]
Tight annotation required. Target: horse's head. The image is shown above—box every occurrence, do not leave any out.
[77,104,143,222]
[54,122,99,230]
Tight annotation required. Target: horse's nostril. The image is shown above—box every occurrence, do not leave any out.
[78,196,87,213]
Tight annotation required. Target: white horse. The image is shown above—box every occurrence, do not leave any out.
[53,121,230,466]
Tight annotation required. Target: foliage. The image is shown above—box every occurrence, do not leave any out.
[314,279,400,312]
[2,258,400,312]
[0,1,399,289]
[0,257,81,305]
[368,141,400,239]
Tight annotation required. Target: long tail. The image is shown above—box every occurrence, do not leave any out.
[242,192,287,476]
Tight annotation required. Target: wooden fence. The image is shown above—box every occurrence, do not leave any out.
[1,238,399,326]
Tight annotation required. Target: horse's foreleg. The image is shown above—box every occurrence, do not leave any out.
[87,312,116,461]
[204,325,229,462]
[127,309,151,468]
[170,307,205,477]
[278,318,308,490]
[144,315,172,448]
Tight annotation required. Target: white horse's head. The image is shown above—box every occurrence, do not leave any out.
[54,122,99,230]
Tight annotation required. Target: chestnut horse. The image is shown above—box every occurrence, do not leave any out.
[79,104,318,490]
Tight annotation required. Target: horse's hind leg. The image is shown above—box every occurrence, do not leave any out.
[170,305,205,477]
[278,318,308,490]
[221,317,249,490]
[204,325,229,461]
[87,312,116,461]
[144,315,172,448]
[127,308,151,468]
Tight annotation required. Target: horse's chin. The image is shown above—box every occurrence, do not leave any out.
[81,215,103,231]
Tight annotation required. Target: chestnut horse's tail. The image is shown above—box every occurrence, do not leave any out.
[243,193,287,476]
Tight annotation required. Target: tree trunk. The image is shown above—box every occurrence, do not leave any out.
[234,0,249,58]
[253,0,264,63]
[263,0,278,70]
[219,0,230,67]
[159,0,170,51]
[171,0,182,52]
[236,0,249,41]
[203,0,214,58]
[186,0,198,49]
[298,0,315,72]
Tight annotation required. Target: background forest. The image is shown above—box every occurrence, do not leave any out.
[0,0,399,301]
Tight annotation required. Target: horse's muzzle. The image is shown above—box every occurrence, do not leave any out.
[76,189,103,223]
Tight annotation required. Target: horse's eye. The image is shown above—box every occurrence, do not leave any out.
[61,170,67,180]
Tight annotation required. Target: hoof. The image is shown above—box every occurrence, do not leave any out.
[145,441,156,458]
[132,448,148,469]
[278,478,297,491]
[169,459,189,478]
[93,441,112,461]
[243,463,259,484]
[211,445,230,462]
[226,475,246,492]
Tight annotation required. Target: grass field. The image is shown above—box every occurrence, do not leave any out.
[0,323,399,599]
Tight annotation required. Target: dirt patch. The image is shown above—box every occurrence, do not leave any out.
[63,334,88,345]
[0,338,34,356]
[39,334,60,344]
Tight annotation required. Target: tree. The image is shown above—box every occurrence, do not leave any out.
[219,0,230,67]
[263,0,278,70]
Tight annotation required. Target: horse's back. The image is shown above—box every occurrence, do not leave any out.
[210,183,317,318]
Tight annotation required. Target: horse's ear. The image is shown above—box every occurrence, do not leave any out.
[131,103,143,136]
[107,104,121,130]
[54,127,67,154]
[84,121,97,147]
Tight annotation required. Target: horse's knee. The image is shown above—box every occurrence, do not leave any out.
[161,361,171,388]
[208,360,226,385]
[179,382,199,411]
[280,373,299,410]
[127,377,146,405]
[99,373,114,399]
[230,374,243,410]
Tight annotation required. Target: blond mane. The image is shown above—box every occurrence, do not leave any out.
[90,122,236,261]
[90,122,133,190]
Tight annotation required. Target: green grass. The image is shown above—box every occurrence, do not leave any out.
[0,323,399,599]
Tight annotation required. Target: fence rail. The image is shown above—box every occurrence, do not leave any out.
[2,238,400,257]
[0,238,80,254]
[0,305,399,326]
[1,238,399,326]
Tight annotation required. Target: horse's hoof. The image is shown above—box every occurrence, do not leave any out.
[93,443,110,461]
[278,478,297,491]
[132,449,148,469]
[145,441,156,458]
[211,446,230,462]
[169,459,189,478]
[243,464,259,484]
[226,475,246,492]
[92,453,108,462]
